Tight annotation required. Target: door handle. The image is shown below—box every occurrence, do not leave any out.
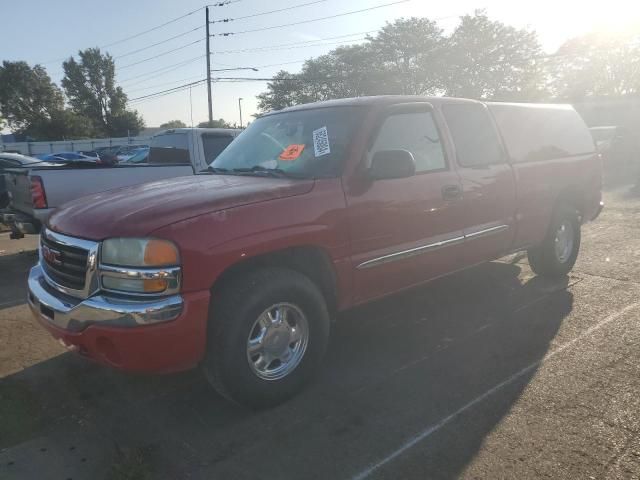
[442,184,462,201]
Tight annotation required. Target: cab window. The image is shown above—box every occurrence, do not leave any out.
[370,111,446,173]
[442,103,504,167]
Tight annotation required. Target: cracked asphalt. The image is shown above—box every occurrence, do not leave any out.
[1,187,639,480]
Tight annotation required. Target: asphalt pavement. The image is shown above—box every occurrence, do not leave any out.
[0,187,639,480]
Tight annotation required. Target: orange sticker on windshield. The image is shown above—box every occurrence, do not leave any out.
[279,144,305,161]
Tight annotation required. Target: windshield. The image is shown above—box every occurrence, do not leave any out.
[210,106,363,178]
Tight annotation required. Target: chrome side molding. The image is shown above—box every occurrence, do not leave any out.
[356,224,509,270]
[356,235,465,269]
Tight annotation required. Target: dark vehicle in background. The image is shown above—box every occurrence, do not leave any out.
[589,126,639,184]
[2,128,240,236]
[27,96,602,407]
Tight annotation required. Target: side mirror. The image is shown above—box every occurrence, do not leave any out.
[369,149,416,180]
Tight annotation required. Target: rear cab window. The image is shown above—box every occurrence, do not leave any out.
[442,103,504,167]
[148,133,190,164]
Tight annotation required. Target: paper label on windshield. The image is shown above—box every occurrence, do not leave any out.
[279,144,305,161]
[313,126,331,157]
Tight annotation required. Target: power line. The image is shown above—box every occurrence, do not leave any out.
[213,0,412,36]
[38,2,239,64]
[126,74,207,94]
[211,0,329,23]
[102,7,204,49]
[118,55,205,84]
[129,79,208,102]
[129,81,208,105]
[118,39,205,69]
[207,0,242,6]
[212,31,376,54]
[114,26,204,59]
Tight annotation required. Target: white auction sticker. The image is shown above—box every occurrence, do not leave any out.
[313,126,331,157]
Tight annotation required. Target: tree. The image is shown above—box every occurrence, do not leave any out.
[255,13,548,112]
[367,17,446,95]
[0,61,64,132]
[0,61,95,140]
[445,11,545,100]
[160,119,187,128]
[551,31,640,100]
[198,118,234,128]
[62,48,145,136]
[257,71,306,112]
[24,110,95,140]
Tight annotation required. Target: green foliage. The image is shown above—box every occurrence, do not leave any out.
[62,48,144,137]
[0,61,64,132]
[24,110,96,140]
[159,119,187,128]
[445,11,545,100]
[257,13,545,111]
[551,31,640,100]
[197,118,234,128]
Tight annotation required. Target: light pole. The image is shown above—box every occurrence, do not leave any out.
[238,98,243,129]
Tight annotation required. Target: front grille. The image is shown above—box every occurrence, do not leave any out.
[41,233,88,291]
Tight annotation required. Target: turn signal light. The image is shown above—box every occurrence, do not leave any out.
[30,176,47,209]
[143,278,169,293]
[143,239,180,266]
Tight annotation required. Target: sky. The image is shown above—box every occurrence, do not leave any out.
[2,0,640,130]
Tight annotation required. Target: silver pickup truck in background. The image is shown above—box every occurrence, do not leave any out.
[1,128,240,237]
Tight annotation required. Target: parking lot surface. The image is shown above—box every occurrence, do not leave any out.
[1,187,640,480]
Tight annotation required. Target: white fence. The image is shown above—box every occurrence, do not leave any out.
[0,136,154,156]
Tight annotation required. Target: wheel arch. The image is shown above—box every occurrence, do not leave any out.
[210,245,339,318]
[555,186,586,222]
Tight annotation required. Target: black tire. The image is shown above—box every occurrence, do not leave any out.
[202,267,330,408]
[527,203,581,278]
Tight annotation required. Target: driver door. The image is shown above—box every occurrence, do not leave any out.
[344,104,466,303]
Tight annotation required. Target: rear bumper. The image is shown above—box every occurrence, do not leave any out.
[0,208,51,236]
[28,264,210,373]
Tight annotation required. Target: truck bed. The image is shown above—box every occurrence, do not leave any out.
[6,163,194,223]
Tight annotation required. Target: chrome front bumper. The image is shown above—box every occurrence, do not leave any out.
[28,264,183,332]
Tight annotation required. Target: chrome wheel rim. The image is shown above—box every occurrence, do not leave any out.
[554,221,574,264]
[246,303,309,381]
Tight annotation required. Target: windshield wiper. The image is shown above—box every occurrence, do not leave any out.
[206,166,230,174]
[230,165,298,178]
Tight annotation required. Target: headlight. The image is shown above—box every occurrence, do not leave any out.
[101,238,179,267]
[100,238,180,294]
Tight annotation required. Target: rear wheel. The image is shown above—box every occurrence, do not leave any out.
[527,204,581,278]
[202,267,330,408]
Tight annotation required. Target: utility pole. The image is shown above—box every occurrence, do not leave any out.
[238,97,243,128]
[205,6,213,124]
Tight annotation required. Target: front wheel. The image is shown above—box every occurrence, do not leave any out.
[527,204,581,278]
[202,267,330,408]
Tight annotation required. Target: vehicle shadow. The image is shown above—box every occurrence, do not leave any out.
[0,250,37,310]
[0,260,572,480]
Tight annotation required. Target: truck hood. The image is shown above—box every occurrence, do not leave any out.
[48,174,314,240]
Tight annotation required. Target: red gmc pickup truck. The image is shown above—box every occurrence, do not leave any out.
[27,96,602,407]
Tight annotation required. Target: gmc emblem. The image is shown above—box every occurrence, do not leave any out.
[42,245,63,266]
